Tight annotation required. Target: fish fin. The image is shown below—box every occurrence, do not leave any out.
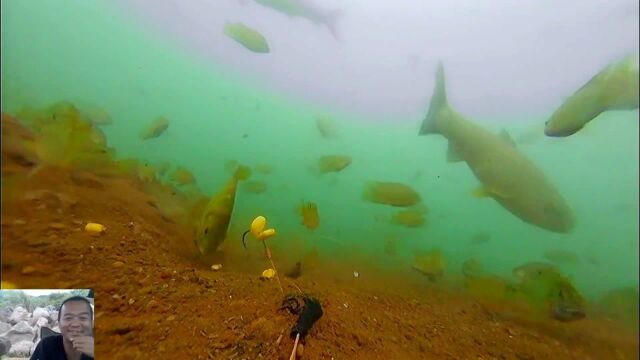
[472,186,510,199]
[499,129,517,147]
[323,9,342,40]
[233,164,252,180]
[472,186,492,198]
[419,62,448,135]
[446,142,463,162]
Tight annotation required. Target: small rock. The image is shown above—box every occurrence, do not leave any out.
[112,261,125,268]
[128,298,135,305]
[211,264,223,271]
[166,315,175,321]
[353,271,359,278]
[21,266,36,275]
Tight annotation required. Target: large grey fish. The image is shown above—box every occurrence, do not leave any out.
[544,53,639,137]
[252,0,341,39]
[418,63,575,233]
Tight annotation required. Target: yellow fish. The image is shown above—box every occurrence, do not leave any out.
[363,181,421,207]
[171,166,196,186]
[224,23,270,53]
[140,117,169,140]
[297,201,319,230]
[391,208,426,228]
[194,167,249,255]
[317,155,351,174]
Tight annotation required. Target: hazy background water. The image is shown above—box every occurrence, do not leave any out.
[1,0,638,300]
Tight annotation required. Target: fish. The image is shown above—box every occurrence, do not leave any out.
[223,23,270,53]
[1,113,38,171]
[512,262,557,281]
[170,166,195,186]
[23,102,114,171]
[390,208,426,228]
[597,287,639,329]
[194,167,249,255]
[461,258,484,279]
[515,267,586,322]
[317,155,351,174]
[469,231,491,245]
[297,201,319,230]
[74,100,112,126]
[243,180,268,194]
[224,161,253,179]
[285,261,302,279]
[362,181,421,207]
[418,63,575,233]
[254,163,273,174]
[544,53,639,137]
[412,249,446,282]
[315,115,338,139]
[253,0,341,39]
[140,117,169,140]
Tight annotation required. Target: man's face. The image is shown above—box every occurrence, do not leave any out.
[59,301,93,339]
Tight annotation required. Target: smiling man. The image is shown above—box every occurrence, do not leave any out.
[30,296,94,360]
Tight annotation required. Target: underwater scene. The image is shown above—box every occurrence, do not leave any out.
[0,0,638,359]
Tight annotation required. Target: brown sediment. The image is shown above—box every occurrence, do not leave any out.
[2,165,638,359]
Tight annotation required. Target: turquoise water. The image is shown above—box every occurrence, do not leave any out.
[1,0,638,304]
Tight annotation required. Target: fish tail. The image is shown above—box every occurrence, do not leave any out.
[324,9,342,40]
[419,62,448,135]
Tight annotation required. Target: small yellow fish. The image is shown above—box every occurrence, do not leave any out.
[317,155,351,174]
[363,181,421,207]
[297,201,319,230]
[224,23,270,53]
[140,117,169,140]
[391,208,426,228]
[171,166,195,185]
[412,249,446,282]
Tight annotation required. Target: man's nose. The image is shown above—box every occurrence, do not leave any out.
[69,319,82,327]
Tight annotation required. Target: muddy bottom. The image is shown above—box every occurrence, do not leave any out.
[2,166,638,360]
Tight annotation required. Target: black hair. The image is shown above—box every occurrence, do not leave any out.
[58,296,94,322]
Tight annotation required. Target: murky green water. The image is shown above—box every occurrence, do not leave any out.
[1,0,638,305]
